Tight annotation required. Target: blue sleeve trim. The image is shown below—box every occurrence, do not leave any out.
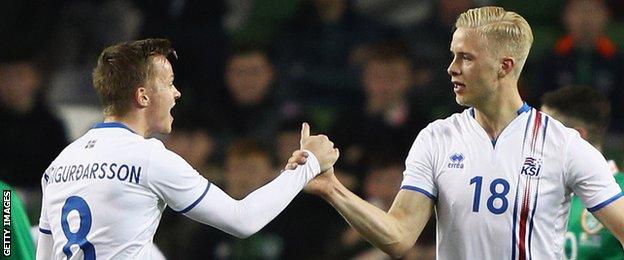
[587,192,623,212]
[39,228,52,234]
[400,185,437,201]
[176,182,211,214]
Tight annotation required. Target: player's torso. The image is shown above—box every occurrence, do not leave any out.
[564,172,624,260]
[433,109,571,260]
[42,127,164,259]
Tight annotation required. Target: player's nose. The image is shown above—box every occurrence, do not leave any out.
[173,85,181,99]
[447,58,460,76]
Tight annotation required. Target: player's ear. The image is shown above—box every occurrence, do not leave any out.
[498,57,515,78]
[135,86,149,108]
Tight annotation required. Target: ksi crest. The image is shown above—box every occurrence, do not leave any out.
[521,157,542,176]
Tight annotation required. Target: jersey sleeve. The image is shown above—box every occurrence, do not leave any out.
[181,151,321,238]
[565,133,623,212]
[146,141,210,213]
[401,126,437,200]
[38,168,52,233]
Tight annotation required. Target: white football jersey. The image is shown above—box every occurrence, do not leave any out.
[38,122,209,259]
[401,105,623,260]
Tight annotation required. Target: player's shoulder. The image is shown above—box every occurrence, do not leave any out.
[144,137,187,164]
[48,133,93,164]
[537,109,582,141]
[420,109,470,136]
[142,137,195,183]
[144,137,166,149]
[141,137,178,162]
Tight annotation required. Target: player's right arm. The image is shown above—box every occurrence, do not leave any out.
[303,126,437,258]
[148,123,339,238]
[309,169,434,258]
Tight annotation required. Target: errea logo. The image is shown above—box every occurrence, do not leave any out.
[448,153,465,169]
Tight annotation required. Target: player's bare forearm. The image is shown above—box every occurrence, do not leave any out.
[317,172,433,258]
[593,196,624,243]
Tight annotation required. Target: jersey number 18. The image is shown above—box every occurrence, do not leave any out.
[470,176,510,214]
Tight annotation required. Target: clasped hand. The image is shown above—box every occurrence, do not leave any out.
[284,122,339,172]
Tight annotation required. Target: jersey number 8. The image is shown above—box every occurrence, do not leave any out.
[61,196,96,259]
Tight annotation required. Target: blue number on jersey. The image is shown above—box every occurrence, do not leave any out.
[470,176,510,214]
[61,196,96,259]
[470,176,483,212]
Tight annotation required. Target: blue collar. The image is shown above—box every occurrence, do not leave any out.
[92,122,136,134]
[470,102,532,118]
[470,102,532,148]
[516,102,531,115]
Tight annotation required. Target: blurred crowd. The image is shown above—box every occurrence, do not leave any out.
[1,0,623,259]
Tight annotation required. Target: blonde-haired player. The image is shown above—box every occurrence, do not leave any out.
[289,6,624,259]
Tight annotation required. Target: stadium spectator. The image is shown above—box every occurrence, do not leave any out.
[537,0,624,132]
[331,41,428,181]
[0,59,68,188]
[208,46,283,148]
[273,0,384,131]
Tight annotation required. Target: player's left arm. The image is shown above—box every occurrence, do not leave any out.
[148,124,337,238]
[565,133,624,244]
[592,196,624,244]
[36,172,53,259]
[36,234,53,259]
[175,150,324,238]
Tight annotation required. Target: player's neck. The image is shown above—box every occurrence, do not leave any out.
[104,113,148,137]
[473,92,524,140]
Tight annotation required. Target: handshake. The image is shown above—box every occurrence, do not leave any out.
[286,122,339,173]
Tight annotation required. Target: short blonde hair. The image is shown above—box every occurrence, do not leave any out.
[455,6,533,73]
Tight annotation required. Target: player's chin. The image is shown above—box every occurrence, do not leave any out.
[455,95,467,106]
[168,117,174,131]
[162,116,174,134]
[159,125,173,135]
[456,95,476,108]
